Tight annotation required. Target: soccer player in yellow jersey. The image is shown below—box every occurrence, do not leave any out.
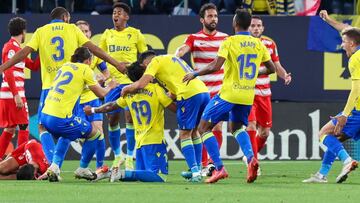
[98,3,148,173]
[85,62,176,182]
[303,28,359,184]
[121,51,210,182]
[75,20,110,180]
[40,47,117,182]
[0,7,127,166]
[183,9,275,184]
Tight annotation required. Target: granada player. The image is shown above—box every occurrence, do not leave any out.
[175,3,227,175]
[0,140,49,180]
[246,16,292,168]
[0,17,40,159]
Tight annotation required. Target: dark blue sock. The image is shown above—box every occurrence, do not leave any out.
[108,124,121,156]
[52,137,71,167]
[80,137,99,168]
[202,132,223,170]
[126,123,135,157]
[192,137,202,168]
[180,138,199,172]
[40,131,55,164]
[319,150,336,176]
[122,170,165,182]
[96,136,105,168]
[234,129,254,163]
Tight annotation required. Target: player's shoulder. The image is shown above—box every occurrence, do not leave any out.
[260,35,276,45]
[215,31,229,37]
[126,26,143,34]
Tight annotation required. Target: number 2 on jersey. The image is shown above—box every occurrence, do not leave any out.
[51,36,65,61]
[237,54,257,79]
[131,101,152,125]
[52,70,73,94]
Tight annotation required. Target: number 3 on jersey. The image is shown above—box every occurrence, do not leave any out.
[51,36,65,61]
[237,54,257,79]
[131,101,152,125]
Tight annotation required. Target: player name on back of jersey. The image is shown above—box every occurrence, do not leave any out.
[128,88,153,97]
[240,41,256,48]
[52,25,64,31]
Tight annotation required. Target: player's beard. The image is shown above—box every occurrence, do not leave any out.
[204,22,217,32]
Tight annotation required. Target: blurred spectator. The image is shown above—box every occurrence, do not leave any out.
[318,0,353,15]
[209,0,241,14]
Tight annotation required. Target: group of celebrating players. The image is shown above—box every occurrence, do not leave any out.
[0,2,358,184]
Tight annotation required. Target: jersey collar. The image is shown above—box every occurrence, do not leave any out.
[201,29,217,36]
[50,19,64,24]
[236,31,250,35]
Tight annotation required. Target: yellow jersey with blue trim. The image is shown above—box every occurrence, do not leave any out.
[116,83,172,148]
[26,20,89,89]
[80,56,103,104]
[348,49,360,110]
[42,62,97,118]
[99,27,148,84]
[217,32,271,105]
[144,55,208,100]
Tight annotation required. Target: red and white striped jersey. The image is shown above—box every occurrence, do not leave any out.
[256,36,280,97]
[184,30,228,98]
[1,38,39,99]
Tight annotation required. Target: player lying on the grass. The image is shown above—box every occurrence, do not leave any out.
[303,27,359,184]
[183,9,275,184]
[0,140,49,180]
[84,60,176,182]
[40,47,117,182]
[121,51,210,182]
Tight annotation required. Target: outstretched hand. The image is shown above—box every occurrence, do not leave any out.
[183,72,195,84]
[319,10,329,21]
[284,73,292,85]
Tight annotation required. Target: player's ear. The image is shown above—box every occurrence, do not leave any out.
[200,18,204,24]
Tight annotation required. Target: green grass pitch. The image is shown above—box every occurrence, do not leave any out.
[0,160,359,203]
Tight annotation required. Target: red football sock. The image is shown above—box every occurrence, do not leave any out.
[201,145,209,167]
[212,130,223,149]
[0,131,13,158]
[256,136,268,153]
[247,130,257,159]
[17,130,29,146]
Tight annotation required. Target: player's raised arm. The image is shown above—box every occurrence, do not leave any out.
[0,46,33,74]
[319,10,350,32]
[183,56,224,82]
[175,44,191,58]
[88,78,117,98]
[83,41,128,73]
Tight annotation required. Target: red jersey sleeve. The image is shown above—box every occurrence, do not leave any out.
[270,40,280,62]
[24,140,49,174]
[184,34,195,51]
[25,56,40,71]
